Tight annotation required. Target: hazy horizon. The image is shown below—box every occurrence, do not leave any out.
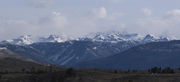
[1,0,180,40]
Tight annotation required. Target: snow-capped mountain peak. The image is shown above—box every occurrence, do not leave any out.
[1,35,33,45]
[84,32,143,42]
[38,34,68,43]
[159,36,169,41]
[143,34,157,41]
[82,32,170,42]
[0,32,172,45]
[143,34,170,42]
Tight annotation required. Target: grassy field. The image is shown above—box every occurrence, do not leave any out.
[1,68,180,82]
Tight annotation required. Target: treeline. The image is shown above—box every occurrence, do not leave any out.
[0,66,179,75]
[109,67,179,74]
[148,67,175,74]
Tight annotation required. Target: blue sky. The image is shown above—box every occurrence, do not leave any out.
[0,0,180,40]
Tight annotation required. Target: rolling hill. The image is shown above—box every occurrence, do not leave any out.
[0,48,47,72]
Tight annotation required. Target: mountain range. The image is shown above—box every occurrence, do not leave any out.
[0,32,171,45]
[0,32,177,69]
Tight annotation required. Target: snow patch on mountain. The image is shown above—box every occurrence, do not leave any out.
[93,47,97,50]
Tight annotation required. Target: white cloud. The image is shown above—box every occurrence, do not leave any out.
[167,9,180,16]
[0,12,69,40]
[92,7,123,20]
[28,0,54,8]
[142,8,152,16]
[38,12,68,27]
[4,8,180,40]
[0,7,125,40]
[92,7,108,19]
[0,19,38,40]
[37,12,69,35]
[165,9,180,20]
[126,9,180,38]
[108,12,124,20]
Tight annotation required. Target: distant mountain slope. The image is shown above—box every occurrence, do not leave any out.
[30,40,140,66]
[29,32,170,67]
[74,40,180,69]
[0,43,54,64]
